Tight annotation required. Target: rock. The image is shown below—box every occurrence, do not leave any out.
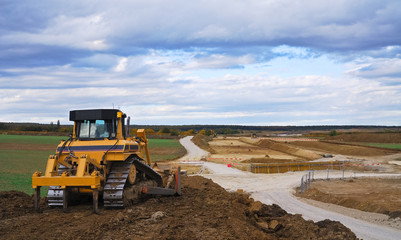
[114,212,126,222]
[150,211,165,222]
[249,201,263,214]
[249,201,287,217]
[269,220,281,232]
[256,221,269,231]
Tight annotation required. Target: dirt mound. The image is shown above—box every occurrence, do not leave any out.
[0,176,356,240]
[289,141,397,156]
[191,134,216,154]
[256,139,321,160]
[328,132,401,143]
[0,191,38,220]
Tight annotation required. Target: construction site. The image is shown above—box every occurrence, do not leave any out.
[3,1,401,239]
[1,121,401,239]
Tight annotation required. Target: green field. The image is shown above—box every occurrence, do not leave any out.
[0,135,186,195]
[361,143,401,150]
[0,134,66,144]
[148,138,187,162]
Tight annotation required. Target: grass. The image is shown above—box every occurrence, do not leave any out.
[148,139,183,148]
[0,135,186,195]
[0,149,52,196]
[361,143,401,150]
[0,134,65,145]
[148,139,186,162]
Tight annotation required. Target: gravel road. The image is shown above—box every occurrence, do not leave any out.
[178,136,209,161]
[178,136,401,240]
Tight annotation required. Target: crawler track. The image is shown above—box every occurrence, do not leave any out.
[47,156,164,208]
[103,156,163,207]
[47,165,68,207]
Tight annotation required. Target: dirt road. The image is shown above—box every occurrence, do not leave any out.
[178,136,209,161]
[178,137,401,240]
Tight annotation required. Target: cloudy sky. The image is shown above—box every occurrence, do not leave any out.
[1,0,401,125]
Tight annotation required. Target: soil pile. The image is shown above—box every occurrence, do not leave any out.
[191,134,216,154]
[0,191,37,220]
[0,176,357,240]
[256,139,321,160]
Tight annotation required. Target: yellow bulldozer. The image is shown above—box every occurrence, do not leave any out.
[32,109,181,213]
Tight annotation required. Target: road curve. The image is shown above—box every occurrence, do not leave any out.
[178,136,209,161]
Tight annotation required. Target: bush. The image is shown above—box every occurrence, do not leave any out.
[170,129,179,136]
[329,130,337,136]
[160,127,170,134]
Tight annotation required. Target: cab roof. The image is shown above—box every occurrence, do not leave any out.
[69,109,120,121]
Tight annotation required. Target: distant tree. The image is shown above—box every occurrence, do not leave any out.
[180,129,197,136]
[59,127,72,133]
[20,125,43,131]
[170,129,179,136]
[215,128,239,135]
[329,130,337,136]
[0,123,8,130]
[187,129,196,135]
[145,129,155,135]
[56,120,60,129]
[161,127,170,134]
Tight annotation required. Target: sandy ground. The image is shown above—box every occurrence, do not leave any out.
[210,138,287,157]
[178,136,401,240]
[209,137,300,161]
[299,193,401,230]
[297,178,401,221]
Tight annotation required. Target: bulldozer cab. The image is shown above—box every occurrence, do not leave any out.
[70,109,126,140]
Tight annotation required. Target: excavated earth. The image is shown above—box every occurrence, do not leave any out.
[296,178,401,219]
[0,176,357,240]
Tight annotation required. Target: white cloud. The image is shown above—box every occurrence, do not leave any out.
[114,57,128,72]
[3,1,400,51]
[346,57,401,80]
[1,1,401,125]
[186,54,254,69]
[1,14,110,50]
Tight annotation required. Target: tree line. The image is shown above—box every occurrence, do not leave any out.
[1,122,399,137]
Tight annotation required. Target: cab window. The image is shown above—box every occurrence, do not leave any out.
[77,119,116,139]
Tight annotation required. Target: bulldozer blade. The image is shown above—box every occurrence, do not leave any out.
[142,186,176,195]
